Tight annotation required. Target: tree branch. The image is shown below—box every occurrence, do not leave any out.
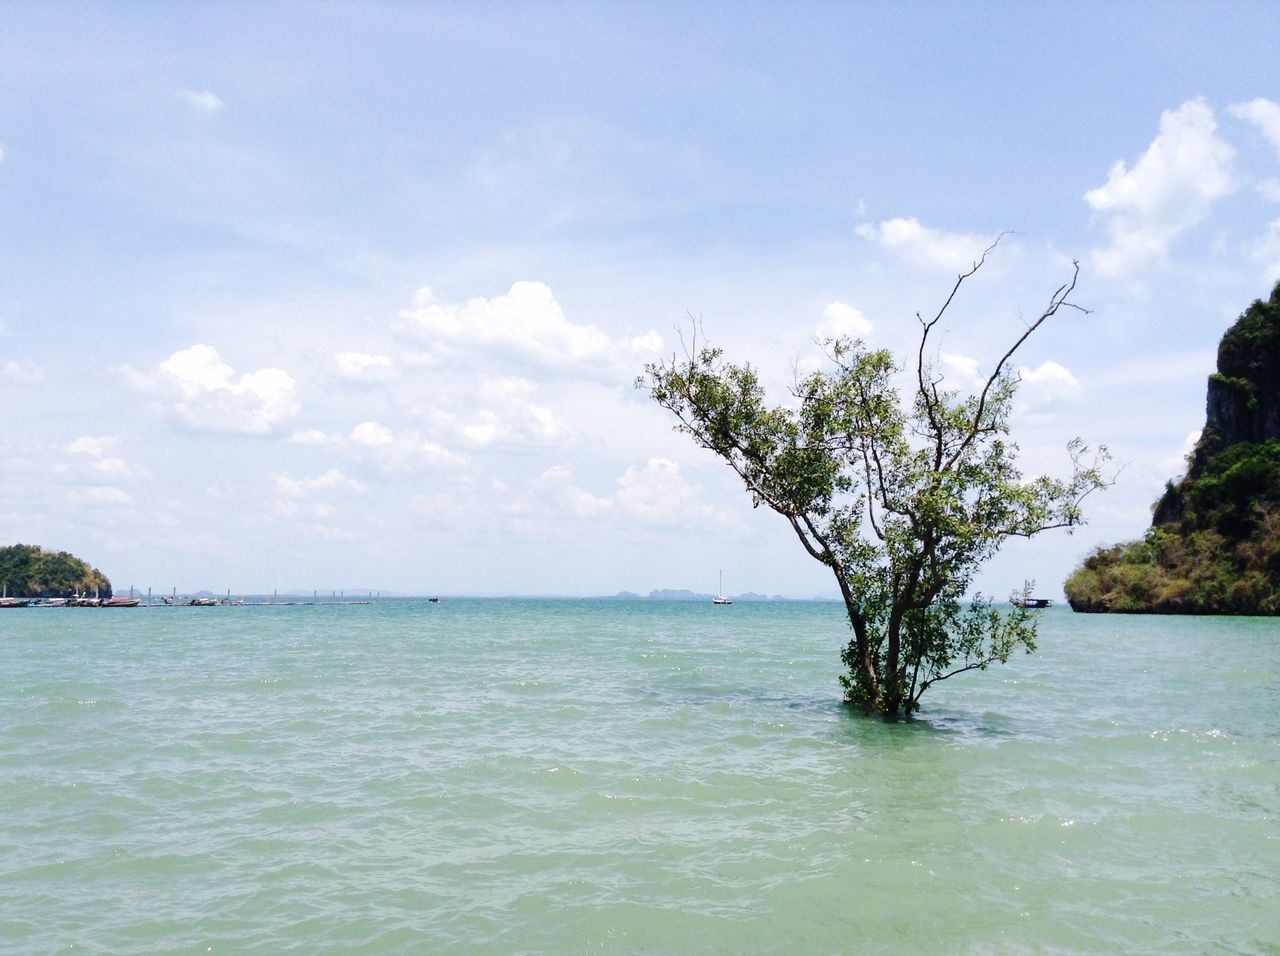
[941,260,1088,473]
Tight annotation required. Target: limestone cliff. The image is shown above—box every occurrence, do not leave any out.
[1066,282,1280,614]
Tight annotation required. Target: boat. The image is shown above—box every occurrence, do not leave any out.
[102,596,141,608]
[712,570,733,605]
[1011,595,1053,609]
[188,597,218,606]
[0,585,30,608]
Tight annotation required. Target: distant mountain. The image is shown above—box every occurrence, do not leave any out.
[648,589,711,601]
[611,588,829,602]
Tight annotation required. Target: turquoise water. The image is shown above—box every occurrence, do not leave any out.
[2,599,1277,953]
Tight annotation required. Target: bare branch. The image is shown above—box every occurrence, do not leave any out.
[942,259,1085,473]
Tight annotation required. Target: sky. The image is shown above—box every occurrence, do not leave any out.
[2,2,1280,597]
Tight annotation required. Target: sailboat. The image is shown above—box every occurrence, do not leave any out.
[712,570,733,605]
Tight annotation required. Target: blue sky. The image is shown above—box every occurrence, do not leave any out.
[3,3,1279,596]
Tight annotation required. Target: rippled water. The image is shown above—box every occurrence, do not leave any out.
[2,599,1277,952]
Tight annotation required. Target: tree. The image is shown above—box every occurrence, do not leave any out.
[639,245,1108,715]
[0,543,112,599]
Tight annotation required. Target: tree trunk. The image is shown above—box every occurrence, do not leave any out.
[851,614,881,709]
[836,569,881,708]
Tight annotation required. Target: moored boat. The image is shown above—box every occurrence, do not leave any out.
[1011,595,1053,609]
[1,585,31,608]
[712,570,733,605]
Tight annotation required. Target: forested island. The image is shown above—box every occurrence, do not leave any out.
[1066,282,1280,614]
[0,544,112,599]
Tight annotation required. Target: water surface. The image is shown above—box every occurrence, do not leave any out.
[2,600,1277,952]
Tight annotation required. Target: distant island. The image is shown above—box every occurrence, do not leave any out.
[0,544,112,599]
[1066,282,1280,614]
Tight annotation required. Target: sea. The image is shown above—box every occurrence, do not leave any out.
[1,598,1277,954]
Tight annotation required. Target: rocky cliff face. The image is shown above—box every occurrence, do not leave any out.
[1067,282,1280,614]
[1200,282,1280,451]
[1152,283,1280,528]
[1203,374,1280,450]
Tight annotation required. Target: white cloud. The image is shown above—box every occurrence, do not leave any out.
[178,89,223,113]
[287,428,332,445]
[1229,98,1280,158]
[66,435,114,457]
[502,464,613,528]
[273,468,366,498]
[615,458,696,522]
[615,458,740,529]
[1085,98,1236,277]
[629,330,663,353]
[1,360,44,384]
[447,377,571,449]
[815,301,873,341]
[856,217,996,272]
[394,280,661,378]
[280,421,471,474]
[1017,360,1082,404]
[124,344,300,434]
[534,464,613,518]
[269,469,366,526]
[344,421,470,474]
[1258,178,1280,203]
[940,352,983,387]
[499,458,739,533]
[333,351,394,382]
[61,435,143,483]
[0,144,6,163]
[350,421,394,447]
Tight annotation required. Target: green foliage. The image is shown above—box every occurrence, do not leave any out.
[0,544,112,599]
[1065,446,1280,615]
[641,254,1107,715]
[1185,440,1280,537]
[1215,281,1280,387]
[1066,282,1280,616]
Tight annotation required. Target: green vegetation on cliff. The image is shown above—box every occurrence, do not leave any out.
[1066,283,1280,614]
[0,544,113,599]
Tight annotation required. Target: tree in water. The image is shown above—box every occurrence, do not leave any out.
[640,244,1109,715]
